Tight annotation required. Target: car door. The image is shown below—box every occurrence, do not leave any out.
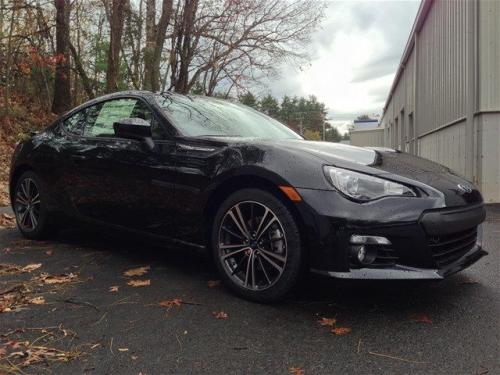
[60,97,177,236]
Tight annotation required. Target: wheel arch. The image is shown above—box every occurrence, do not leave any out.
[9,164,36,206]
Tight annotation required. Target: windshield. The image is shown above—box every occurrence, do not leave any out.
[155,93,302,139]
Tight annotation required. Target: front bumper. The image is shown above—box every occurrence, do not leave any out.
[295,188,487,280]
[311,245,488,280]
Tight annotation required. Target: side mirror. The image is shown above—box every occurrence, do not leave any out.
[113,118,154,149]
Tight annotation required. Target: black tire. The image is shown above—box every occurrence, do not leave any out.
[211,188,303,302]
[13,171,55,240]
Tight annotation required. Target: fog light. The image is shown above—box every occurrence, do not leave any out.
[350,235,391,245]
[350,245,376,265]
[357,245,366,262]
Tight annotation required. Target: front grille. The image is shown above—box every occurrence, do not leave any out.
[427,227,477,267]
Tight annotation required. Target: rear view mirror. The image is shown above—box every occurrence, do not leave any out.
[113,118,154,149]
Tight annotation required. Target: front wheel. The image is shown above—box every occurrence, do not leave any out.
[13,171,54,239]
[211,188,303,302]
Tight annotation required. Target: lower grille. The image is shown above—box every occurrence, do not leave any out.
[427,227,477,267]
[349,245,399,268]
[372,246,399,267]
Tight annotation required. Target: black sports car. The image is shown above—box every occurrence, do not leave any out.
[9,91,487,302]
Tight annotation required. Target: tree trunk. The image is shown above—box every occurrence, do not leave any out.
[125,0,142,89]
[174,0,198,94]
[143,0,173,92]
[2,4,16,116]
[105,0,127,93]
[143,0,156,91]
[52,0,71,114]
[69,42,94,99]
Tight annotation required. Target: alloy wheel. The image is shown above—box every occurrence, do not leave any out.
[218,201,288,291]
[15,177,41,232]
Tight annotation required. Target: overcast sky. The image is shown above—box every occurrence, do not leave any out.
[261,0,420,134]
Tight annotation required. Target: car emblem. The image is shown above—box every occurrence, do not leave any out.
[429,236,441,244]
[457,184,472,194]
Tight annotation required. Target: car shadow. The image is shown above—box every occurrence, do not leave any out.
[45,225,483,320]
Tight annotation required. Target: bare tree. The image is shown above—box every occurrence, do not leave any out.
[105,0,127,93]
[170,0,198,93]
[2,1,17,115]
[0,0,325,121]
[51,0,71,114]
[166,0,324,96]
[122,0,143,89]
[143,0,173,91]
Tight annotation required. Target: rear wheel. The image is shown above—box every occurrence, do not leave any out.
[211,188,303,302]
[13,171,54,239]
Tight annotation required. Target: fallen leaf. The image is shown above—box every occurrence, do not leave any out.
[409,313,433,324]
[0,264,23,275]
[207,280,221,288]
[109,286,119,292]
[35,273,78,284]
[331,327,352,335]
[118,348,129,352]
[22,263,42,272]
[127,279,150,287]
[62,328,76,337]
[29,297,45,305]
[131,355,139,360]
[0,213,16,228]
[158,299,182,308]
[1,263,43,276]
[0,285,31,312]
[212,311,228,319]
[3,341,81,367]
[318,317,336,327]
[289,367,305,375]
[123,266,150,277]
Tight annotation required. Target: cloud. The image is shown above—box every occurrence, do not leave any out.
[266,0,420,123]
[351,53,402,83]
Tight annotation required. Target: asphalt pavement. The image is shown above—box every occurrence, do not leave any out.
[0,205,498,375]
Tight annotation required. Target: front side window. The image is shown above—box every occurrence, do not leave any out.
[83,98,152,137]
[155,93,301,139]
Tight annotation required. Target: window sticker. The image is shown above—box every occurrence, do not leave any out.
[90,99,137,136]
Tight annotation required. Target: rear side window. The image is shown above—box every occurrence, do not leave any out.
[62,110,87,135]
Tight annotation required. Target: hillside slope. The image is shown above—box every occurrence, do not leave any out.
[0,91,55,206]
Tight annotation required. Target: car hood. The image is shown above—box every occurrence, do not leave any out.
[211,138,482,207]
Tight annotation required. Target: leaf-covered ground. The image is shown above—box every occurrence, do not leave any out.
[0,206,499,374]
[0,90,56,207]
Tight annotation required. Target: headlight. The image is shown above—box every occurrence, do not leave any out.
[324,166,416,201]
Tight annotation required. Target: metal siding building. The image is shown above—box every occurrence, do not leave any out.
[381,0,500,203]
[350,128,385,147]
